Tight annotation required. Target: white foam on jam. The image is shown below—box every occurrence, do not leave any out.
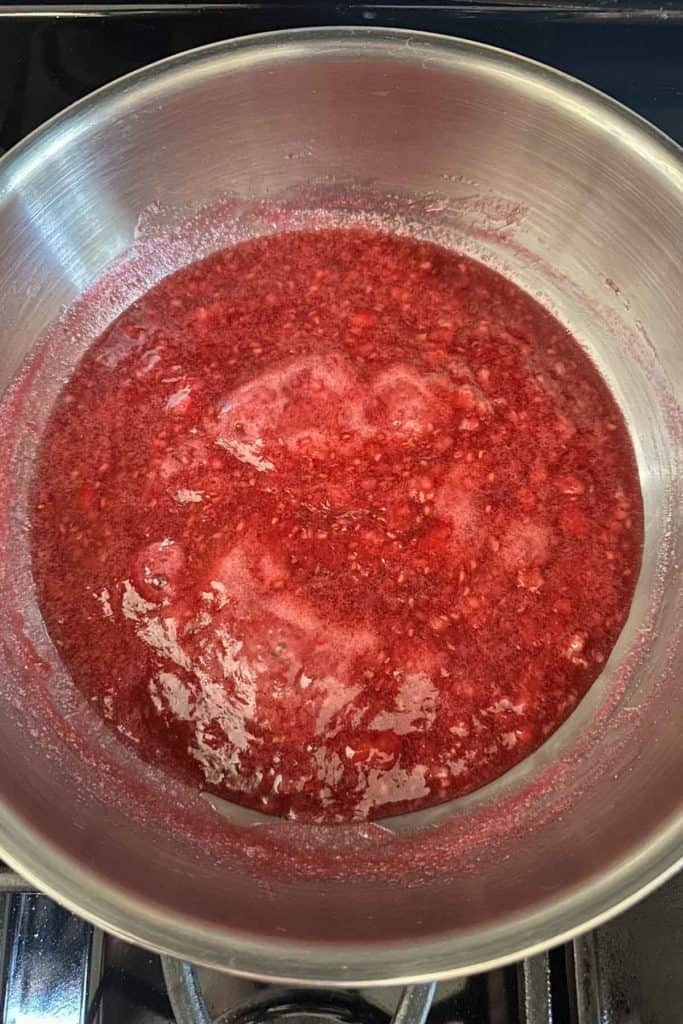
[314,677,363,735]
[356,764,430,818]
[369,673,438,735]
[110,528,456,817]
[215,437,274,473]
[370,364,446,436]
[121,579,156,621]
[137,602,260,785]
[175,489,204,504]
[95,587,113,620]
[137,616,192,672]
[501,520,553,570]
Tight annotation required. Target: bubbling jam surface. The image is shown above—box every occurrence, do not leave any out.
[30,228,642,822]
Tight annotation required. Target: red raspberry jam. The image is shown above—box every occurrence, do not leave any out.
[30,228,642,822]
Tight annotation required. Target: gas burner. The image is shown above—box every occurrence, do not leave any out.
[162,959,433,1024]
[207,989,392,1024]
[161,958,520,1024]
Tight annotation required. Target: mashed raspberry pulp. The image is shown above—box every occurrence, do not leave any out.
[30,228,642,822]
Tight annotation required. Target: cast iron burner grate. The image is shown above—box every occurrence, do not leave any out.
[162,961,433,1024]
[2,861,683,1022]
[0,865,554,1024]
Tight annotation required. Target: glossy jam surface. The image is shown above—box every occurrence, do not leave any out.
[30,228,642,822]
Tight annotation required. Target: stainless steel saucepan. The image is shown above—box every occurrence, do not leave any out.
[0,28,680,984]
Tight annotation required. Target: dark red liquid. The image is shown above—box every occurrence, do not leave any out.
[30,228,642,822]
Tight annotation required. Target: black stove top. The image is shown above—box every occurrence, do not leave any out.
[0,4,681,1023]
[1,1,682,154]
[2,866,683,1023]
